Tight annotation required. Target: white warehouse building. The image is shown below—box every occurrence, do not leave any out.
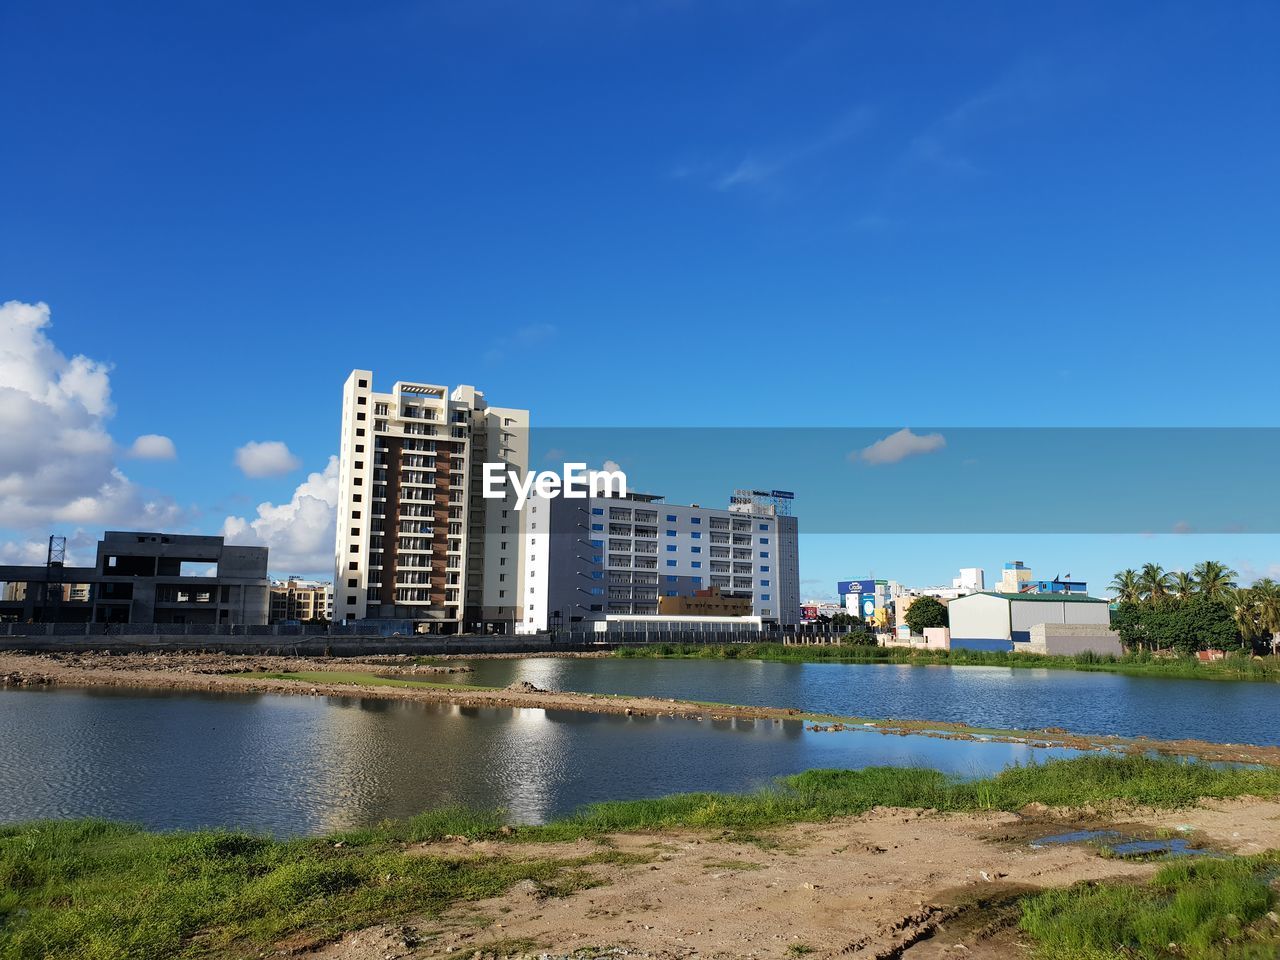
[947,592,1111,652]
[518,489,799,633]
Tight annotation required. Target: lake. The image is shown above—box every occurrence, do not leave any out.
[463,656,1280,745]
[0,685,1082,836]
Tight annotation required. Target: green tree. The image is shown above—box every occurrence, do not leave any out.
[1153,597,1238,654]
[1224,587,1261,653]
[904,595,948,634]
[1252,579,1280,655]
[1192,560,1238,599]
[1110,601,1150,652]
[1109,569,1141,604]
[1113,596,1236,654]
[1139,563,1175,606]
[1172,571,1195,601]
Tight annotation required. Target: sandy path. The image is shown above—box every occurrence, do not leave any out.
[314,798,1280,960]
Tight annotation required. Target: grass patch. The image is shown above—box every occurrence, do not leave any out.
[232,670,499,692]
[0,819,619,960]
[514,756,1280,842]
[615,643,1280,683]
[476,937,546,956]
[1019,852,1280,959]
[4,756,1280,959]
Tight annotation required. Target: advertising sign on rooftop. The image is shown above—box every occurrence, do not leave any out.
[837,578,877,596]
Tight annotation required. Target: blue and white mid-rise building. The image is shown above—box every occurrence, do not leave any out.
[517,488,799,633]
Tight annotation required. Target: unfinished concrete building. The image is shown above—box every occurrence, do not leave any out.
[0,532,270,625]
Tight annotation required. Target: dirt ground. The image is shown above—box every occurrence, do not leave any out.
[312,797,1280,960]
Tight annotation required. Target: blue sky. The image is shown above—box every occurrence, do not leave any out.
[2,0,1278,594]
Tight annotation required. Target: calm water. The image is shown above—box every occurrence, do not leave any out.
[0,686,1082,836]
[464,657,1280,746]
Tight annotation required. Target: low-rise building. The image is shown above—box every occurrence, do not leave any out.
[269,578,334,623]
[998,561,1087,595]
[801,601,844,622]
[947,592,1110,651]
[1025,623,1124,657]
[0,532,270,625]
[838,579,901,628]
[893,568,986,637]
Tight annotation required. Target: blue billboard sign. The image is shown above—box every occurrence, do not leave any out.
[837,578,877,596]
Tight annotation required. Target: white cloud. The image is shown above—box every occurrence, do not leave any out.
[0,300,183,534]
[1238,561,1280,586]
[0,531,100,567]
[127,434,177,460]
[588,459,626,495]
[0,539,56,565]
[704,105,875,192]
[853,428,947,466]
[234,440,301,478]
[223,456,339,573]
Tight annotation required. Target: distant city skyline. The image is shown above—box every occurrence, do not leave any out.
[3,1,1278,596]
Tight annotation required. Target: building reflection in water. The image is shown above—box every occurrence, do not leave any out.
[1,686,1088,837]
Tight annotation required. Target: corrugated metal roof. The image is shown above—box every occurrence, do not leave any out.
[963,591,1107,603]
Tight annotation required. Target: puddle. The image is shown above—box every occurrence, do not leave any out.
[1031,828,1214,859]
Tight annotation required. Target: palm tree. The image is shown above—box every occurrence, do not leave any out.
[1109,569,1142,604]
[1192,560,1238,599]
[1139,563,1175,606]
[1172,571,1195,601]
[1225,587,1260,652]
[1250,578,1280,655]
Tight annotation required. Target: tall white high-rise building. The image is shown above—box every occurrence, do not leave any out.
[334,370,529,633]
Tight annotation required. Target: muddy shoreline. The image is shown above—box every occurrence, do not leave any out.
[373,796,1280,960]
[2,651,1278,767]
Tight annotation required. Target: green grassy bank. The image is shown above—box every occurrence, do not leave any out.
[615,642,1280,682]
[4,757,1280,959]
[1020,853,1280,959]
[232,670,500,691]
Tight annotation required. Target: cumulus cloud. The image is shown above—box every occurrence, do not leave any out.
[0,539,57,565]
[588,459,626,495]
[0,530,100,567]
[234,440,301,478]
[223,456,338,573]
[127,434,177,460]
[853,428,947,466]
[0,300,183,533]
